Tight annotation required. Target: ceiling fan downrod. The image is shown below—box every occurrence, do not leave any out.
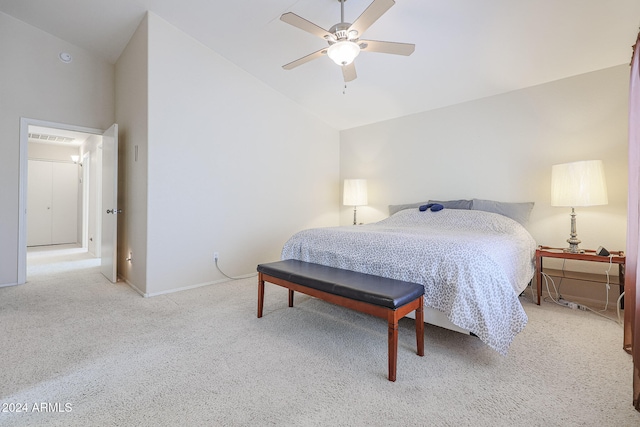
[332,0,353,42]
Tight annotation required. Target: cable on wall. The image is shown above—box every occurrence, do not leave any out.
[599,254,614,312]
[215,258,257,281]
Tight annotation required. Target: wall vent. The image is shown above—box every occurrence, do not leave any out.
[28,133,75,143]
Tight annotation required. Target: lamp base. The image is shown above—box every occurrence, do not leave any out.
[563,207,584,253]
[563,244,585,254]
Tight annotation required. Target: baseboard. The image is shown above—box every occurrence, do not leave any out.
[119,275,146,297]
[0,282,19,288]
[123,278,231,298]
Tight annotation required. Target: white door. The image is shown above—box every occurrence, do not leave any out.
[27,160,78,246]
[51,162,79,244]
[27,160,53,246]
[100,124,118,283]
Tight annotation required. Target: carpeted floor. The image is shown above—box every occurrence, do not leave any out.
[0,246,638,426]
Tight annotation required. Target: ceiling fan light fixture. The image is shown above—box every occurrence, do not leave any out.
[327,40,360,66]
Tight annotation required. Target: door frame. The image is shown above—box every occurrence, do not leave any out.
[82,150,91,251]
[18,117,104,285]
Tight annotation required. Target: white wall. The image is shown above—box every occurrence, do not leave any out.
[0,12,114,286]
[28,142,79,161]
[115,14,149,294]
[139,14,340,295]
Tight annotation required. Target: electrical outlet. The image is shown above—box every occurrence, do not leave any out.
[214,252,219,262]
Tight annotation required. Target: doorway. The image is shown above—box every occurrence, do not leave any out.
[18,118,112,284]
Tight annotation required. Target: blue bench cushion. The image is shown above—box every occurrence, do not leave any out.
[257,259,425,310]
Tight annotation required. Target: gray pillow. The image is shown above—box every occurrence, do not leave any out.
[388,202,427,216]
[471,199,534,226]
[428,199,472,210]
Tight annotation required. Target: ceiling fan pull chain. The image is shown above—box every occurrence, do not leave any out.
[343,83,348,95]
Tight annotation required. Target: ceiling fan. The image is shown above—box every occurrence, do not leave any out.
[280,0,415,82]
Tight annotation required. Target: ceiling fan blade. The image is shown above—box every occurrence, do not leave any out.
[348,0,395,37]
[280,12,333,39]
[359,39,415,56]
[342,62,357,82]
[282,48,327,70]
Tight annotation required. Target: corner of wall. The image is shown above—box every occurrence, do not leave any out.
[115,12,150,295]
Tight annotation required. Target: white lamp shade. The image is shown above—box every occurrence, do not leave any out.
[343,179,368,206]
[327,41,360,66]
[551,160,608,207]
[70,155,80,163]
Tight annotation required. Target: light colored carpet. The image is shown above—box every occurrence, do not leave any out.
[1,248,639,426]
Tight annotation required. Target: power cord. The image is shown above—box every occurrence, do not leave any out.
[215,258,257,281]
[539,267,622,326]
[540,272,562,306]
[579,298,622,325]
[557,259,567,299]
[599,254,613,312]
[617,292,625,324]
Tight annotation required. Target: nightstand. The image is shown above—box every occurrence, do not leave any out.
[534,246,625,306]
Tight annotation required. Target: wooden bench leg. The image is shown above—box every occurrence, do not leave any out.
[257,275,265,318]
[388,312,398,382]
[289,289,294,307]
[416,296,424,356]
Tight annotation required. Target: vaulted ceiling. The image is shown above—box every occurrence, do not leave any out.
[1,0,639,130]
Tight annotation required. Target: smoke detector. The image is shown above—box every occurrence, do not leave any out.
[59,52,72,63]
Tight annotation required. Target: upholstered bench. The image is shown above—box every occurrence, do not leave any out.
[256,259,425,381]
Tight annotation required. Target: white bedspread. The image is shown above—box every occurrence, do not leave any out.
[281,208,536,355]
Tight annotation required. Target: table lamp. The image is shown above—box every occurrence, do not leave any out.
[551,160,608,253]
[343,179,368,225]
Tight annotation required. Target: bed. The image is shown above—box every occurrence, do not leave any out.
[281,204,536,355]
